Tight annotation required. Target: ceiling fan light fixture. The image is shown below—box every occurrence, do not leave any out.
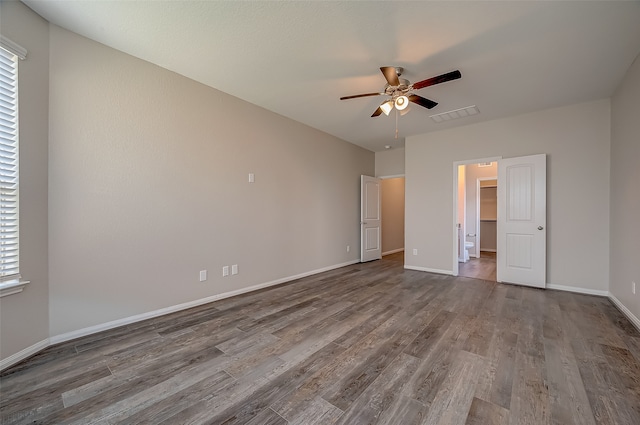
[380,100,394,116]
[395,95,409,110]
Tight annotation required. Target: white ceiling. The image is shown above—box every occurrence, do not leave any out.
[23,1,640,152]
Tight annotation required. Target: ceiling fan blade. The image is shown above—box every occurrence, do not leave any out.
[340,92,384,100]
[412,70,461,90]
[380,66,400,86]
[408,94,438,109]
[371,107,383,117]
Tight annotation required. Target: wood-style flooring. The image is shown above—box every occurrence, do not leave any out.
[458,251,497,281]
[2,252,640,424]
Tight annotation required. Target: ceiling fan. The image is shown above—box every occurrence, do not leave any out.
[340,67,462,117]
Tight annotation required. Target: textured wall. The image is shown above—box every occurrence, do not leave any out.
[48,25,373,336]
[610,54,640,321]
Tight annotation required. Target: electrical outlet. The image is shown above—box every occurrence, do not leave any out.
[232,264,238,275]
[633,281,636,295]
[413,249,418,255]
[199,270,207,282]
[346,245,350,252]
[222,266,229,277]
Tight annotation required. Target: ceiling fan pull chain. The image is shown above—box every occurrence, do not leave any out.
[395,109,399,139]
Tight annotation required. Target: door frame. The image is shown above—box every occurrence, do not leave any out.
[452,156,502,276]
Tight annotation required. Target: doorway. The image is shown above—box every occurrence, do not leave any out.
[452,154,547,288]
[380,177,405,256]
[452,157,501,278]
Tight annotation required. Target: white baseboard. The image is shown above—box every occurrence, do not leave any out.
[382,248,404,256]
[49,259,360,346]
[404,265,453,275]
[609,294,640,332]
[546,283,609,297]
[0,339,49,371]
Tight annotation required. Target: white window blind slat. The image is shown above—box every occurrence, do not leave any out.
[0,46,19,282]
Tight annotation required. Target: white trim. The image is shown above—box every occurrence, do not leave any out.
[0,279,30,298]
[546,283,609,297]
[0,339,48,371]
[382,248,404,256]
[608,294,640,332]
[0,35,27,60]
[404,265,453,275]
[49,259,359,345]
[378,174,405,179]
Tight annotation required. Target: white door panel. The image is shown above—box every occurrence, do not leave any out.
[361,175,381,262]
[497,154,546,288]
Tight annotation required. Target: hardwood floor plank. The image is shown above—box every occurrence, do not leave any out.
[376,395,429,425]
[332,353,420,425]
[474,329,518,410]
[403,310,458,359]
[422,350,486,425]
[543,338,596,425]
[198,342,346,425]
[509,351,551,425]
[117,370,235,424]
[2,252,639,425]
[465,397,509,425]
[244,408,288,425]
[288,397,343,425]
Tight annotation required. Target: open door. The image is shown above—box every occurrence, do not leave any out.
[361,175,382,262]
[497,154,546,288]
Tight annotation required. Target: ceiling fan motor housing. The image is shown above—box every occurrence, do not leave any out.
[385,78,411,98]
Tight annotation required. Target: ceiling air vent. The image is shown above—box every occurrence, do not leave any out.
[430,105,479,123]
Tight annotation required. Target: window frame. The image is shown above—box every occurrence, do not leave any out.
[0,36,28,297]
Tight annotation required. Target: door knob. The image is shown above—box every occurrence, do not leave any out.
[538,226,544,230]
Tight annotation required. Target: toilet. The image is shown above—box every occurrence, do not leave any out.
[464,241,474,262]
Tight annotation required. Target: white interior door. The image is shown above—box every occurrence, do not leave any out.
[497,154,546,288]
[361,175,382,262]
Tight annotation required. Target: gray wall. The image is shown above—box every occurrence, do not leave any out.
[375,148,405,177]
[610,54,640,322]
[405,99,611,293]
[47,25,373,337]
[0,1,50,361]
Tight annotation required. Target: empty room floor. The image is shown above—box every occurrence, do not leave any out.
[1,252,639,424]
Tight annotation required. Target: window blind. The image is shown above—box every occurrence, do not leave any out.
[0,46,19,281]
